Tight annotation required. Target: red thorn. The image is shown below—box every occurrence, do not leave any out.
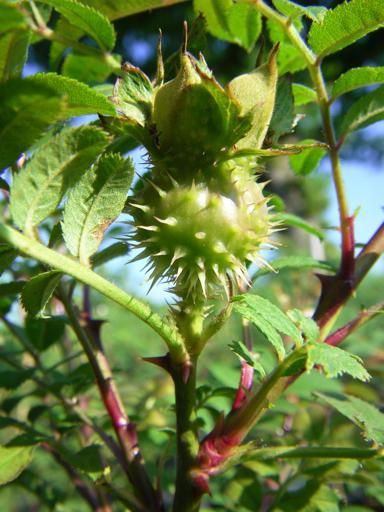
[142,354,171,373]
[182,359,192,384]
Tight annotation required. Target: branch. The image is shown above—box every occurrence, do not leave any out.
[58,287,161,512]
[0,222,188,364]
[325,302,384,347]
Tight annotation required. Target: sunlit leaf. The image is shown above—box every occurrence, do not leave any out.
[27,73,116,116]
[10,126,109,233]
[308,0,384,59]
[332,66,384,100]
[0,445,36,485]
[340,85,384,136]
[316,392,384,445]
[40,0,116,50]
[307,343,371,381]
[62,153,134,265]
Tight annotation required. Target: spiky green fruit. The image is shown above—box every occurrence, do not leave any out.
[112,41,280,301]
[131,163,274,299]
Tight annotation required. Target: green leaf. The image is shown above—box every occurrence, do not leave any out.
[0,2,28,35]
[339,85,384,136]
[58,444,106,479]
[40,0,115,50]
[268,75,295,143]
[10,126,108,233]
[316,392,384,445]
[289,138,326,176]
[274,479,340,512]
[287,309,319,343]
[272,0,327,22]
[332,67,384,100]
[0,369,34,390]
[21,271,62,317]
[0,281,25,296]
[62,52,118,83]
[194,0,261,51]
[0,445,35,485]
[80,0,187,20]
[91,241,129,268]
[0,281,25,314]
[267,20,306,75]
[62,153,134,265]
[292,83,317,106]
[1,30,32,81]
[233,294,303,359]
[252,255,335,279]
[308,0,384,59]
[229,340,266,379]
[26,317,66,352]
[0,78,65,171]
[306,343,371,381]
[27,73,116,116]
[0,244,18,275]
[275,212,325,240]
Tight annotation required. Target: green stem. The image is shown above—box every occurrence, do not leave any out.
[247,0,352,336]
[222,348,306,439]
[172,355,201,512]
[0,222,188,363]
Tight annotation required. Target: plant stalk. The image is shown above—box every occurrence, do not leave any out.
[0,222,188,363]
[58,288,160,511]
[172,355,201,512]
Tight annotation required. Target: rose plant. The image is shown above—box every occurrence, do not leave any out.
[0,0,383,511]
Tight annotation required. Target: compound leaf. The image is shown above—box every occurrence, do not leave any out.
[316,392,384,445]
[233,294,303,359]
[21,271,62,317]
[27,73,116,116]
[287,309,319,343]
[40,0,115,51]
[62,153,134,265]
[340,85,384,136]
[307,343,371,381]
[332,66,384,100]
[0,445,36,485]
[10,126,109,234]
[308,0,384,59]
